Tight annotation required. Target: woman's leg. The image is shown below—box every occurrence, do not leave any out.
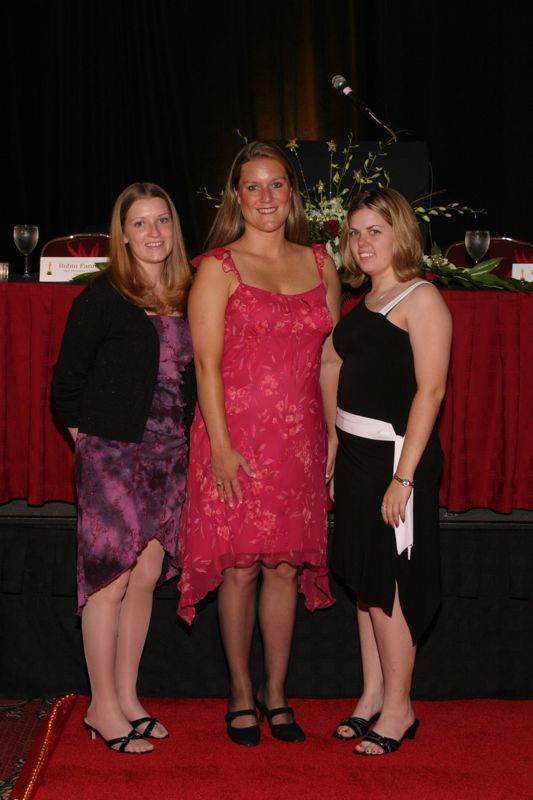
[335,602,384,738]
[217,563,261,728]
[257,562,298,724]
[355,588,416,754]
[82,571,153,753]
[115,539,167,737]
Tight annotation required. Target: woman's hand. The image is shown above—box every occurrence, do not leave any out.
[211,446,255,507]
[380,479,412,528]
[325,434,338,485]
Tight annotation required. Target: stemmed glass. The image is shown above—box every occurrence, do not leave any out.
[13,225,39,278]
[465,230,490,265]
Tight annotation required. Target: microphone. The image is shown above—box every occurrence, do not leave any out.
[331,75,397,143]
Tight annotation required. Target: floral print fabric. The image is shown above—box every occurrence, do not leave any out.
[177,245,335,623]
[75,316,192,612]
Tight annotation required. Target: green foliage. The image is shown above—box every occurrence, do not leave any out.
[70,262,107,283]
[422,254,533,292]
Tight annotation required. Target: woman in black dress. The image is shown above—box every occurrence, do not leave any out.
[330,188,452,755]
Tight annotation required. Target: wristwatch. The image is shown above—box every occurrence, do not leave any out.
[393,473,414,488]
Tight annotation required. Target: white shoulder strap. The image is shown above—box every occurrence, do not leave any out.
[379,281,431,316]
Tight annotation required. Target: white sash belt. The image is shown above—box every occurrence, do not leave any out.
[335,408,413,559]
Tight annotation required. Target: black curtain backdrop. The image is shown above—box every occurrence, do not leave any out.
[2,0,532,270]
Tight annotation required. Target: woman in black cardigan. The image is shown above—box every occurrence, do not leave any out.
[52,183,192,754]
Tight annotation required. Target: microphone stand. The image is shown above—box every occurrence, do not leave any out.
[332,75,398,143]
[359,103,397,144]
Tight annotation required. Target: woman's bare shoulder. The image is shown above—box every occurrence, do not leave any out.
[194,249,235,277]
[410,280,447,303]
[405,281,451,325]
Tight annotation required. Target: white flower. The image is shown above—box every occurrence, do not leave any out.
[326,241,343,268]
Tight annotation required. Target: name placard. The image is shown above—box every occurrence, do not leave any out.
[39,257,108,282]
[511,263,533,282]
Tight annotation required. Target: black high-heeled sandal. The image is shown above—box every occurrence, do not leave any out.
[355,719,420,755]
[83,720,153,754]
[332,712,380,741]
[129,716,169,739]
[225,709,260,747]
[255,697,306,743]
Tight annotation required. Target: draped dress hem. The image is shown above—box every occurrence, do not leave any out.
[75,315,192,614]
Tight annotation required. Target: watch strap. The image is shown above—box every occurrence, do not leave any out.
[393,473,414,488]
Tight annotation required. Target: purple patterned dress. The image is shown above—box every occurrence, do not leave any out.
[74,316,192,613]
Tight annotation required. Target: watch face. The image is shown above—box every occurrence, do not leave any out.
[395,475,411,487]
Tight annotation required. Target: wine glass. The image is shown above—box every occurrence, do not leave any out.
[13,224,39,278]
[465,230,490,265]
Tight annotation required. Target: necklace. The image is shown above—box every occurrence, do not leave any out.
[373,283,400,302]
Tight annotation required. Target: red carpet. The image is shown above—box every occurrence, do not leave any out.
[14,696,533,800]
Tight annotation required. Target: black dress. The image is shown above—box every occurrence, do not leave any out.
[331,288,442,641]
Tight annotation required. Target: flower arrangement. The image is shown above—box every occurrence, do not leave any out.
[198,132,533,293]
[284,134,475,270]
[286,136,533,293]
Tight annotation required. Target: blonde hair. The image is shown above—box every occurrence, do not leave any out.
[339,188,423,288]
[105,182,191,314]
[206,141,308,248]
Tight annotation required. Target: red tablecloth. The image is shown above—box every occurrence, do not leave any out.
[437,290,532,511]
[0,284,84,505]
[0,283,531,511]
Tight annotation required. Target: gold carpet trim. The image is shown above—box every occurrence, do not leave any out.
[11,694,77,800]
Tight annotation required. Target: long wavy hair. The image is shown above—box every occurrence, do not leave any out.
[206,141,308,248]
[104,182,191,314]
[339,188,423,288]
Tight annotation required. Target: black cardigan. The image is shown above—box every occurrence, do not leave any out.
[52,275,194,442]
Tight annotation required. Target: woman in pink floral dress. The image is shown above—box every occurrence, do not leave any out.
[178,142,341,746]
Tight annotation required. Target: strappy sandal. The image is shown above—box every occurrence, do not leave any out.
[332,712,380,740]
[129,716,169,739]
[355,719,420,755]
[83,720,153,753]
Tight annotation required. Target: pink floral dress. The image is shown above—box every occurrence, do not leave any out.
[177,244,335,623]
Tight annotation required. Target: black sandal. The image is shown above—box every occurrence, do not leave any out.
[333,712,380,740]
[83,720,153,753]
[129,716,169,739]
[355,719,419,755]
